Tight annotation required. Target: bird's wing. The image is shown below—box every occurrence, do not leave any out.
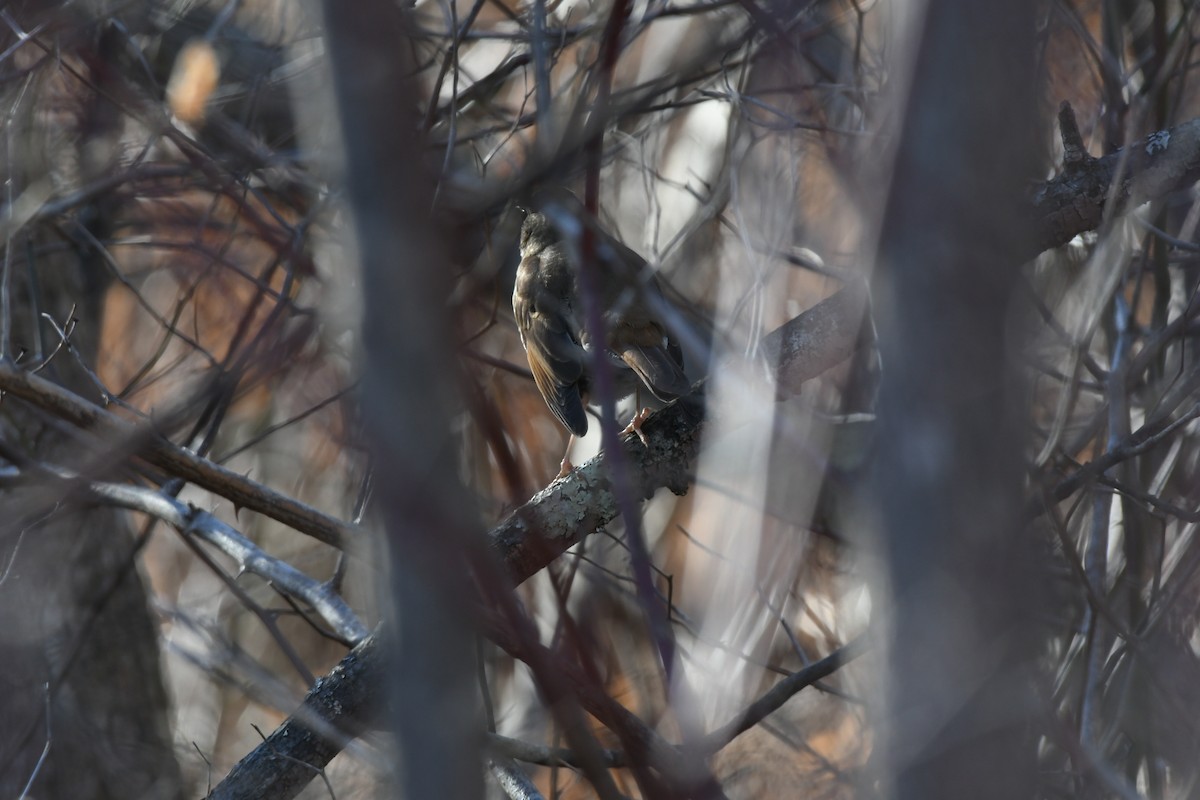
[514,256,590,436]
[589,226,691,401]
[610,315,690,401]
[618,342,691,401]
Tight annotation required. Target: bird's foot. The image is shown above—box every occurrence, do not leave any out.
[556,454,575,480]
[622,408,653,446]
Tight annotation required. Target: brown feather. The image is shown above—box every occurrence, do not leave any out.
[619,344,691,401]
[513,201,689,438]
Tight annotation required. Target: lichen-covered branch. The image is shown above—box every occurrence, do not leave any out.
[1031,103,1200,254]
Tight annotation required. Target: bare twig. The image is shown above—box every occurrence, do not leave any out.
[698,638,867,753]
[0,360,361,549]
[487,733,628,769]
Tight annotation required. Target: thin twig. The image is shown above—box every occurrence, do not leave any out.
[0,359,361,549]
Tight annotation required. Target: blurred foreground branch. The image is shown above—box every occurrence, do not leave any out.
[873,2,1040,798]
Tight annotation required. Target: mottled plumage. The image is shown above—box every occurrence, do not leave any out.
[513,207,689,437]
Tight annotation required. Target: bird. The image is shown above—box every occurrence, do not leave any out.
[513,195,691,476]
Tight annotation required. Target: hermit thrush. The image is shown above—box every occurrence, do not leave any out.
[513,195,690,461]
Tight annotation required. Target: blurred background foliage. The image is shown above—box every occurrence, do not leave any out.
[0,0,1199,798]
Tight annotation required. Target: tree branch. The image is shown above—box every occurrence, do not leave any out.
[84,482,369,645]
[0,359,361,550]
[206,634,383,800]
[698,637,867,753]
[1031,103,1200,254]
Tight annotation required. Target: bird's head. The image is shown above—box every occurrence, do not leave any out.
[519,211,560,256]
